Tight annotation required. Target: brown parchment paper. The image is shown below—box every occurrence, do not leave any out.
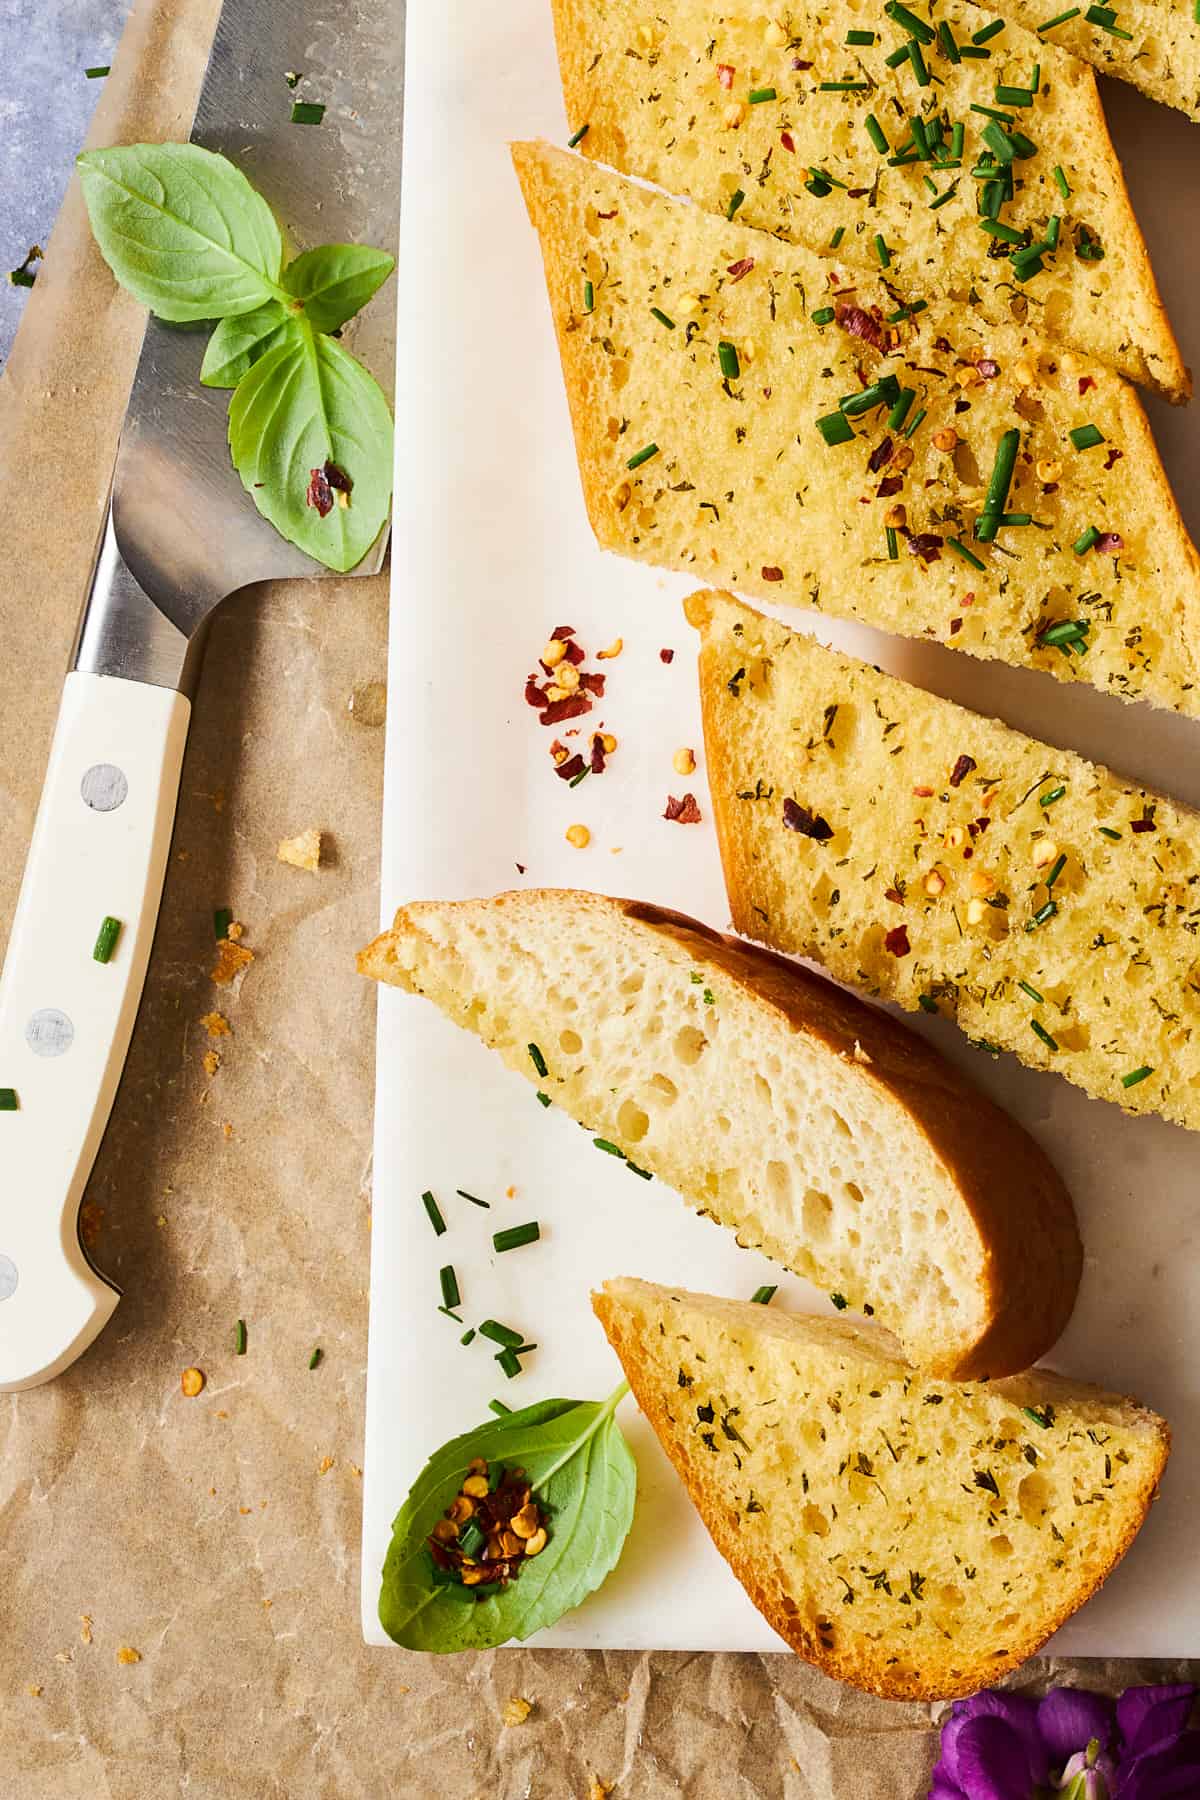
[0,4,1195,1795]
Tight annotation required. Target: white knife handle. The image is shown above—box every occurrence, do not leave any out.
[0,672,191,1391]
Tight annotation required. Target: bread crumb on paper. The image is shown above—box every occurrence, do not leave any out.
[79,1616,93,1646]
[26,1684,42,1697]
[317,1456,334,1476]
[116,1647,141,1666]
[277,827,323,872]
[501,1696,533,1727]
[201,1012,230,1038]
[588,1780,613,1799]
[180,1367,205,1398]
[203,1051,220,1078]
[222,1122,234,1141]
[211,938,254,986]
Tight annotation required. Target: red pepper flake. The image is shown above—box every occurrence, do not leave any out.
[306,467,334,517]
[551,624,577,638]
[761,565,784,582]
[579,670,606,696]
[717,63,735,88]
[884,887,904,905]
[596,209,617,219]
[792,57,813,69]
[664,793,702,824]
[884,924,911,957]
[976,359,1001,379]
[975,816,991,834]
[541,693,593,727]
[949,618,962,636]
[906,530,944,564]
[554,753,587,782]
[1078,376,1096,395]
[525,678,549,710]
[726,257,755,283]
[324,461,352,493]
[847,187,871,200]
[589,733,607,774]
[949,753,976,788]
[934,336,953,354]
[780,130,796,153]
[868,436,894,475]
[876,475,904,498]
[563,639,586,666]
[1131,814,1156,834]
[835,304,886,352]
[1103,447,1123,472]
[1095,532,1124,554]
[660,648,675,663]
[782,798,834,841]
[912,785,934,798]
[962,592,975,607]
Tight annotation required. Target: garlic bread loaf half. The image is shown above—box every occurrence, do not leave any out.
[994,0,1200,124]
[691,588,1200,1129]
[595,1278,1170,1700]
[512,141,1200,717]
[551,0,1187,397]
[360,889,1080,1377]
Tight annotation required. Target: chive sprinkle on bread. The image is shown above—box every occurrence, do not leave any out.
[595,1278,1170,1700]
[513,141,1200,716]
[550,0,1188,398]
[689,588,1200,1130]
[988,0,1200,125]
[358,889,1081,1376]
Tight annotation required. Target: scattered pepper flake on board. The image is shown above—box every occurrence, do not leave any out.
[884,925,912,957]
[181,1367,205,1397]
[663,794,702,823]
[502,1697,533,1727]
[317,1456,335,1476]
[277,827,323,871]
[211,937,254,985]
[659,647,674,663]
[116,1647,141,1666]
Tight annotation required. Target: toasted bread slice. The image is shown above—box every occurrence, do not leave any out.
[690,587,1200,1129]
[996,0,1200,124]
[512,141,1200,718]
[595,1277,1170,1700]
[359,889,1080,1377]
[550,0,1188,398]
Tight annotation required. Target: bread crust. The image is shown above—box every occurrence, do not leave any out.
[594,1280,1170,1700]
[360,887,1081,1378]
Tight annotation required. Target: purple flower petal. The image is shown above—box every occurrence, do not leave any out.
[1116,1684,1196,1760]
[1117,1730,1200,1799]
[1039,1688,1115,1764]
[954,1716,1037,1800]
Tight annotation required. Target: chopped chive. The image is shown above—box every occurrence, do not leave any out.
[593,1137,626,1157]
[1053,164,1071,198]
[1099,826,1122,841]
[567,123,590,148]
[235,1318,247,1355]
[1018,979,1045,1004]
[1069,423,1105,451]
[727,188,746,220]
[751,1285,778,1304]
[972,18,1006,42]
[829,225,845,247]
[583,279,594,314]
[479,1320,524,1347]
[980,217,1026,245]
[981,179,1005,219]
[820,80,870,91]
[816,410,856,446]
[0,1088,16,1111]
[885,43,911,68]
[290,101,326,124]
[1085,3,1133,37]
[846,28,876,45]
[975,428,1020,542]
[650,306,675,329]
[972,102,1016,123]
[938,21,960,62]
[873,233,891,268]
[888,151,922,167]
[439,1266,461,1310]
[1044,213,1061,250]
[493,1222,541,1253]
[1012,251,1046,282]
[830,1292,849,1311]
[460,1328,476,1345]
[528,1043,548,1077]
[496,1348,523,1380]
[1023,1405,1054,1429]
[536,1090,551,1107]
[995,85,1035,106]
[886,526,900,560]
[918,993,938,1014]
[456,1188,490,1208]
[998,512,1033,527]
[808,164,848,190]
[489,1399,513,1415]
[840,374,901,416]
[887,388,917,430]
[308,1346,322,1369]
[865,114,890,154]
[1040,783,1067,803]
[981,121,1017,164]
[1122,1065,1154,1090]
[748,87,777,103]
[1027,900,1059,929]
[812,305,836,325]
[947,537,986,571]
[908,40,930,84]
[1039,620,1087,648]
[626,442,659,471]
[949,122,965,160]
[1044,854,1067,889]
[214,907,233,940]
[437,1306,463,1323]
[929,184,958,211]
[1030,62,1042,91]
[93,915,122,964]
[886,1,935,44]
[1075,227,1105,261]
[903,406,928,440]
[8,267,35,289]
[1038,7,1080,29]
[718,340,741,379]
[887,301,928,323]
[1073,525,1101,556]
[568,766,589,791]
[1009,129,1038,158]
[457,1519,486,1560]
[626,1160,653,1180]
[85,64,110,78]
[1031,1019,1059,1052]
[421,1190,447,1235]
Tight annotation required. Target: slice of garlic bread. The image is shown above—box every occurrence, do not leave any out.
[359,888,1081,1376]
[995,0,1200,124]
[512,141,1200,717]
[595,1276,1170,1700]
[550,0,1188,397]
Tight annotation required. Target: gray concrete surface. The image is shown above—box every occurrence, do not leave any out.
[1,0,133,364]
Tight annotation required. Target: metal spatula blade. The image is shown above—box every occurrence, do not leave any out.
[0,0,404,1390]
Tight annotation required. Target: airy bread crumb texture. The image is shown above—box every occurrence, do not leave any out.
[512,141,1200,717]
[277,828,322,872]
[595,1277,1169,1700]
[358,888,1081,1376]
[551,0,1187,395]
[691,588,1200,1130]
[994,0,1200,122]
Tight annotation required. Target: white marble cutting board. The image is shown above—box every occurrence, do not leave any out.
[361,0,1200,1653]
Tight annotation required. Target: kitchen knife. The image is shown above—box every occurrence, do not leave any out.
[0,0,404,1391]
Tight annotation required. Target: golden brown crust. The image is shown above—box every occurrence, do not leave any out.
[594,1283,1169,1700]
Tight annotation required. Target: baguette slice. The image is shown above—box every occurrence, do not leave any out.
[994,0,1200,124]
[690,587,1200,1129]
[512,141,1200,718]
[359,889,1080,1377]
[595,1277,1170,1700]
[550,0,1188,398]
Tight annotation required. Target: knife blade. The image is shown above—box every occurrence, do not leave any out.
[0,0,404,1390]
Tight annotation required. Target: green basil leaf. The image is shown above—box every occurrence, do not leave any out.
[281,244,396,335]
[379,1386,636,1651]
[227,323,393,572]
[200,301,294,388]
[77,143,284,321]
